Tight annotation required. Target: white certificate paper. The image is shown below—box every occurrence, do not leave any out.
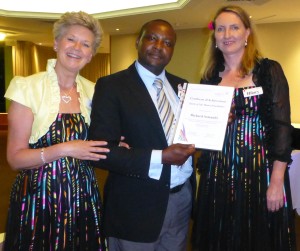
[173,83,234,151]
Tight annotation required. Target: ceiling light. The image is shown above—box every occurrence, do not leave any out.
[0,0,181,16]
[0,33,6,41]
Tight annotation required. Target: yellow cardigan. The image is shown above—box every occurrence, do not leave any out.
[5,59,95,144]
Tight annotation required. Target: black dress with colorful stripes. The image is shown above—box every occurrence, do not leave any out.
[192,86,296,251]
[4,113,105,251]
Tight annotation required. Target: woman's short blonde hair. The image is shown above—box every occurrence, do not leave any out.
[53,11,102,55]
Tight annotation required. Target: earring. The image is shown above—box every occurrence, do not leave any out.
[54,47,57,51]
[245,40,248,47]
[215,44,218,49]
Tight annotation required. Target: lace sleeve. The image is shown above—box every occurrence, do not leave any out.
[268,60,292,162]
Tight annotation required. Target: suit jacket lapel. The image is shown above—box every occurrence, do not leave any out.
[166,71,182,97]
[125,64,167,143]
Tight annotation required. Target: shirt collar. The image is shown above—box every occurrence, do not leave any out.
[135,60,166,88]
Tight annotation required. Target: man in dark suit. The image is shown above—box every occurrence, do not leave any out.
[89,19,196,251]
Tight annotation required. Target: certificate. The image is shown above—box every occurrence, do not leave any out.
[172,83,234,151]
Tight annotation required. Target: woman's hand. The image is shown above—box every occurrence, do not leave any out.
[266,160,286,212]
[118,136,130,149]
[65,140,110,161]
[267,179,284,212]
[228,103,236,124]
[61,136,130,162]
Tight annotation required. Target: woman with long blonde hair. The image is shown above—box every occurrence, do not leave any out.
[192,5,296,251]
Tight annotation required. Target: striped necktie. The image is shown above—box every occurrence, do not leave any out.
[153,78,174,140]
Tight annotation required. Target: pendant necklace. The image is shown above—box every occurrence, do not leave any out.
[61,84,75,104]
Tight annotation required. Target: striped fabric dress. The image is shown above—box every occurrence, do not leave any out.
[4,114,105,251]
[192,87,296,251]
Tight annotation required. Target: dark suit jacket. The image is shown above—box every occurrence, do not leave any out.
[89,63,193,242]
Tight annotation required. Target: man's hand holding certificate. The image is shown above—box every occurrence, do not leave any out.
[172,83,234,151]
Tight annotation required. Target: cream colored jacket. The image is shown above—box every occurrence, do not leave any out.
[5,59,95,144]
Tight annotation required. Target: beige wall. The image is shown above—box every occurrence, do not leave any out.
[110,21,300,123]
[110,34,137,74]
[256,22,300,124]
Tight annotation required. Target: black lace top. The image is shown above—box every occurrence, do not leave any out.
[201,58,292,163]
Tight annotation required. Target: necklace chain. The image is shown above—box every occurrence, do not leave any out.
[60,84,75,104]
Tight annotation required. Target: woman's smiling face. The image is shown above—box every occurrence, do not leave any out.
[54,25,95,73]
[214,12,250,56]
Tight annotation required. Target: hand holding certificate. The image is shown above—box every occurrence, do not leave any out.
[172,83,234,151]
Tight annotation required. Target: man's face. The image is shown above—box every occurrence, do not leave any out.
[136,21,176,76]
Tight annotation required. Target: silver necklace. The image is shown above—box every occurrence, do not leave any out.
[61,85,74,104]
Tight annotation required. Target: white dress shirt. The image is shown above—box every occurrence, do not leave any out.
[135,61,193,188]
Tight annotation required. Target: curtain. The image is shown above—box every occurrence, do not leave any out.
[12,41,34,76]
[80,53,110,82]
